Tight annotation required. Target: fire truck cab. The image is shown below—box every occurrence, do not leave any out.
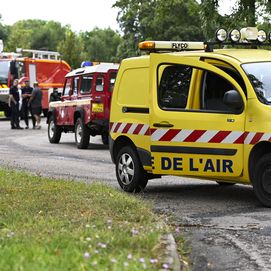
[47,62,119,149]
[0,41,70,117]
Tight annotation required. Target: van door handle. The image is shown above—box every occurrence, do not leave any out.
[153,123,174,128]
[94,100,101,103]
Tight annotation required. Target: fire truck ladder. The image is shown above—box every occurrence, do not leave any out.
[19,49,61,60]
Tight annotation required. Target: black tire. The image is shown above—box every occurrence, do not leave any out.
[116,145,148,192]
[48,115,62,143]
[216,181,236,186]
[101,132,109,145]
[75,118,90,149]
[253,153,271,207]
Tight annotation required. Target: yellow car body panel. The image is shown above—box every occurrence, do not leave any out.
[110,47,271,191]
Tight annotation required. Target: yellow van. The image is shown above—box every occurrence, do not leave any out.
[109,28,271,207]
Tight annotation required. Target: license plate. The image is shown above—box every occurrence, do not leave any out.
[92,103,104,112]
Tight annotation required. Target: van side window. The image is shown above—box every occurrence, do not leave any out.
[159,65,192,109]
[201,71,236,112]
[63,78,72,96]
[96,75,104,92]
[80,75,93,94]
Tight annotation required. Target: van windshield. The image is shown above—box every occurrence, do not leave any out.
[242,62,271,104]
[0,60,10,84]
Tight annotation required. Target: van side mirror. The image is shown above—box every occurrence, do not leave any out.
[223,90,243,110]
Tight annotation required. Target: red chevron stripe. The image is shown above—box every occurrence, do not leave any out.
[250,133,264,145]
[159,129,181,141]
[113,122,122,133]
[184,130,207,142]
[234,131,248,144]
[133,124,144,134]
[208,131,231,143]
[122,123,133,134]
[144,127,150,135]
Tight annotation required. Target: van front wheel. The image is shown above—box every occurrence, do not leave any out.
[116,146,148,192]
[253,153,271,207]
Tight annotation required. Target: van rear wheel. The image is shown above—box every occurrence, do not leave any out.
[253,153,271,207]
[75,118,90,149]
[116,145,148,192]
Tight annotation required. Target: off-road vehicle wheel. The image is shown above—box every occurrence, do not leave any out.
[48,115,61,143]
[75,118,90,149]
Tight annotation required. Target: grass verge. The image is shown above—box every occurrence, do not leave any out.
[0,168,190,271]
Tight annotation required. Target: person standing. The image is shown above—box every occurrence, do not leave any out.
[21,80,35,129]
[28,82,43,129]
[9,79,23,129]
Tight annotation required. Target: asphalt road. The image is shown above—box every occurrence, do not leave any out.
[1,117,271,270]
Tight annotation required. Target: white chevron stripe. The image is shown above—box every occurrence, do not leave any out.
[244,132,257,145]
[116,122,127,133]
[260,133,271,141]
[221,131,244,144]
[151,129,169,141]
[138,125,149,135]
[196,130,219,143]
[171,130,194,142]
[110,122,118,133]
[127,123,138,134]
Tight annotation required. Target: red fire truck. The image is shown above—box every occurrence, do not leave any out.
[0,41,71,117]
[47,62,119,149]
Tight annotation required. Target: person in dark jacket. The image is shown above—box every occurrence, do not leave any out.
[21,80,36,129]
[9,79,23,129]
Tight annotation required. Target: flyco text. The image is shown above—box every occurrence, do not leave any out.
[172,42,188,49]
[153,157,234,173]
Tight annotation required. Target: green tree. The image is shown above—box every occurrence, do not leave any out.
[79,27,121,62]
[113,0,204,59]
[57,29,84,69]
[199,0,271,40]
[31,21,67,51]
[5,21,32,52]
[0,23,9,48]
[4,19,67,53]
